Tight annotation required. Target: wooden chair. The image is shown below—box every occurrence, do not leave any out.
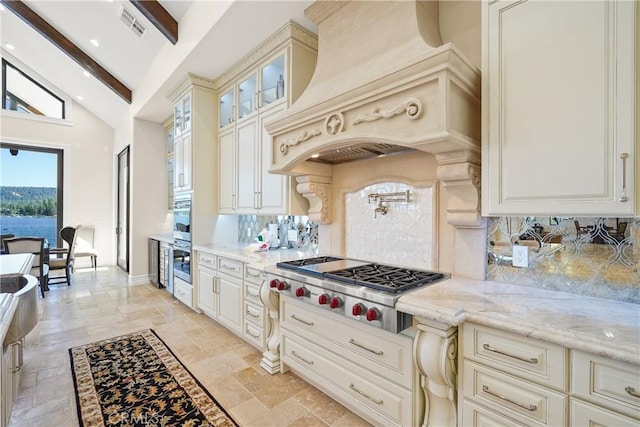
[3,237,49,298]
[48,226,77,287]
[74,225,98,270]
[574,220,589,238]
[609,222,628,242]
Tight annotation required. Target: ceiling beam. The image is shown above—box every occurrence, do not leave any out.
[0,0,132,104]
[129,0,178,45]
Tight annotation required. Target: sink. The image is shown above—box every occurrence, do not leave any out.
[1,274,38,346]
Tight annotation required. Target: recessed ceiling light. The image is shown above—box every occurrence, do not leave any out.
[90,38,100,47]
[5,43,14,50]
[83,71,91,78]
[76,95,84,101]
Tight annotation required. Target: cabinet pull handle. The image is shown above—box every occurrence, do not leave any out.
[290,314,314,326]
[246,328,260,338]
[291,350,314,365]
[349,338,384,356]
[625,386,640,398]
[231,105,235,122]
[482,343,538,364]
[620,152,629,202]
[9,341,22,373]
[232,194,236,210]
[246,309,260,318]
[482,385,537,411]
[179,173,184,187]
[254,92,259,110]
[247,289,259,297]
[221,264,237,272]
[349,383,383,405]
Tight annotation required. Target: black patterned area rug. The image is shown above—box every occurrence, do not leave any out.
[69,329,238,427]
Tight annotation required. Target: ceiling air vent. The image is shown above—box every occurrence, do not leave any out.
[119,6,147,38]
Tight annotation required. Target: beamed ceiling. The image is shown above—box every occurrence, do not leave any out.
[0,0,316,128]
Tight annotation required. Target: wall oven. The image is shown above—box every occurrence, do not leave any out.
[173,239,191,284]
[173,194,191,241]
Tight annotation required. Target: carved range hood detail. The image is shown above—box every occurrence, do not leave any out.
[265,0,481,228]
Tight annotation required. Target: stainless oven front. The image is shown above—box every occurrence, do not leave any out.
[173,193,191,242]
[173,239,191,284]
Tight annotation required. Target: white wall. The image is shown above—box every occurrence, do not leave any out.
[439,0,481,70]
[0,101,115,266]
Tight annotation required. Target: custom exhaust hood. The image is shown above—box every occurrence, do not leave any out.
[265,0,482,228]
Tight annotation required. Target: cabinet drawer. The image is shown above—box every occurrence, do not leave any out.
[244,300,265,326]
[243,320,264,350]
[462,399,528,427]
[244,265,263,285]
[217,257,243,278]
[282,332,413,426]
[571,350,640,419]
[281,297,413,388]
[174,278,193,309]
[244,282,262,304]
[198,252,217,269]
[571,398,639,427]
[462,323,567,390]
[463,360,567,426]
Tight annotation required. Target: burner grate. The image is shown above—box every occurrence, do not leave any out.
[325,264,444,293]
[277,256,344,270]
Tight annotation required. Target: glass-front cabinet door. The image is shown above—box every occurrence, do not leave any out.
[174,101,183,137]
[260,54,285,108]
[219,87,235,128]
[182,94,191,133]
[238,74,257,120]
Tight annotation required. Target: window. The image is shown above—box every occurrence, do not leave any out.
[0,144,64,247]
[2,59,65,119]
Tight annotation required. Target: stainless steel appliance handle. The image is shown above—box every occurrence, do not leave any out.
[482,385,537,411]
[290,350,314,365]
[620,152,629,202]
[290,314,314,326]
[349,383,383,405]
[349,338,384,356]
[482,343,538,364]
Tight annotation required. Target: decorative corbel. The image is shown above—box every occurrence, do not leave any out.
[436,151,483,229]
[296,175,332,224]
[260,277,281,375]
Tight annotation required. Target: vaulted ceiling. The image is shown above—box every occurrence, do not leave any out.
[0,0,316,129]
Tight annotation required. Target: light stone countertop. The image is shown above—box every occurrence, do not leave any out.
[148,233,174,244]
[0,293,18,345]
[192,242,317,268]
[396,277,640,365]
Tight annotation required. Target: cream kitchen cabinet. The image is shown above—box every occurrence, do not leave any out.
[216,256,243,335]
[173,133,191,192]
[196,252,218,317]
[215,21,316,215]
[460,322,568,426]
[174,277,194,309]
[482,0,637,216]
[243,265,267,350]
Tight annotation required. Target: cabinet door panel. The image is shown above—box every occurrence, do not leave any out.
[259,105,287,212]
[236,118,258,211]
[197,267,217,317]
[181,133,192,191]
[483,0,636,215]
[218,130,236,212]
[217,275,242,334]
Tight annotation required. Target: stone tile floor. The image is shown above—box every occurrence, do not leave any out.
[8,267,371,427]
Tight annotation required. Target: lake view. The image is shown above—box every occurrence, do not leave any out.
[0,216,58,247]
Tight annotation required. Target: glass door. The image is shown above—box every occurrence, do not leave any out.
[116,146,129,272]
[260,54,285,108]
[219,87,235,128]
[237,73,257,120]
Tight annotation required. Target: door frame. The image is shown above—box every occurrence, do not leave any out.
[116,146,129,272]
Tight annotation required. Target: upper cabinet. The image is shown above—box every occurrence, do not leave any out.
[215,22,318,215]
[482,0,637,217]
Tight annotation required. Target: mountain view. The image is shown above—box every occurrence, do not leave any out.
[0,186,57,216]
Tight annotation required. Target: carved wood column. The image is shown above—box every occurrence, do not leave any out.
[414,322,458,427]
[436,151,482,229]
[296,175,332,224]
[259,278,281,375]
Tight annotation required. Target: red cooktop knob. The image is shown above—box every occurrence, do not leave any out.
[295,287,307,298]
[269,279,279,289]
[352,303,366,316]
[277,281,289,291]
[318,294,330,305]
[366,308,381,321]
[329,297,343,309]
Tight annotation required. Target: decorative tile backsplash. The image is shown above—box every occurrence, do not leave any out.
[344,182,434,269]
[487,217,639,303]
[237,214,316,249]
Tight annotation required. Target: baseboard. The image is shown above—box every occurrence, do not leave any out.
[128,274,151,286]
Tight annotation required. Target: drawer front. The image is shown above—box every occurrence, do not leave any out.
[174,279,193,308]
[217,257,243,278]
[282,332,413,426]
[243,320,264,350]
[197,252,217,269]
[462,323,567,391]
[244,300,265,326]
[244,281,262,305]
[281,297,413,388]
[571,398,639,427]
[462,399,529,427]
[572,350,640,419]
[463,360,567,426]
[244,265,263,285]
